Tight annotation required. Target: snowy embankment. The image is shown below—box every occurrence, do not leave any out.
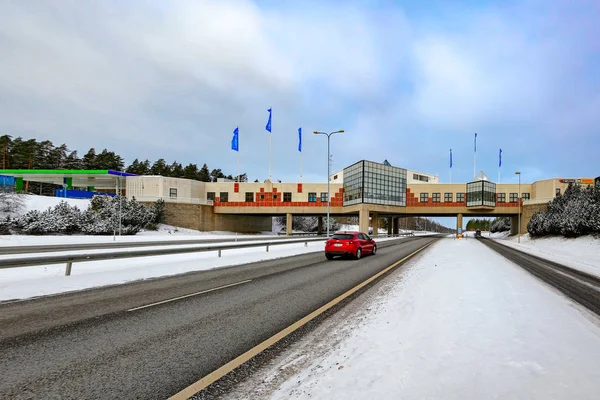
[224,238,600,400]
[494,233,600,278]
[0,236,403,302]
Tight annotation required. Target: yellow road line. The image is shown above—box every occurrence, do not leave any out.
[169,240,435,400]
[127,279,253,312]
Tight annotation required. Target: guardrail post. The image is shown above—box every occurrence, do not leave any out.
[304,241,308,247]
[266,244,269,252]
[65,262,73,276]
[218,249,222,257]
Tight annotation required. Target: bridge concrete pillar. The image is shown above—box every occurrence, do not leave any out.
[359,208,370,235]
[510,216,519,236]
[372,212,379,237]
[317,216,323,235]
[286,213,293,236]
[457,213,463,235]
[387,217,393,235]
[393,217,399,235]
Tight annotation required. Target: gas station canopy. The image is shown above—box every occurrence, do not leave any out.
[0,169,135,190]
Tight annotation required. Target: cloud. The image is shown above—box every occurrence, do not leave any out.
[0,0,598,186]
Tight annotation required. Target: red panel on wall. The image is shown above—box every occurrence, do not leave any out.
[234,183,239,193]
[297,184,303,193]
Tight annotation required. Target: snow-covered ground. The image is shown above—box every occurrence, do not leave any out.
[224,237,600,400]
[494,233,600,278]
[0,237,403,302]
[19,193,90,213]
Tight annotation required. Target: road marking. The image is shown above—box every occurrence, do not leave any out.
[127,279,253,312]
[169,240,436,400]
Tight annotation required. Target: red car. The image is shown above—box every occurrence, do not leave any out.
[325,231,377,260]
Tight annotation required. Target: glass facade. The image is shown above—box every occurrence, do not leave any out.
[343,160,407,206]
[466,180,496,207]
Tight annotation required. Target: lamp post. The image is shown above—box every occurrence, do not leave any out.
[515,171,521,243]
[314,130,344,237]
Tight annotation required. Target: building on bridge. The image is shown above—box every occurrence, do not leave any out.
[122,160,596,236]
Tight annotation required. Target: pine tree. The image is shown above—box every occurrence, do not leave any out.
[151,159,169,176]
[82,148,97,169]
[198,164,211,182]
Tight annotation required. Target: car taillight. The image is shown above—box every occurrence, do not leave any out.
[346,241,354,245]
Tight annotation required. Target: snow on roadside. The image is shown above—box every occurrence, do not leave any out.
[223,238,600,400]
[495,233,600,278]
[21,194,90,213]
[0,237,402,301]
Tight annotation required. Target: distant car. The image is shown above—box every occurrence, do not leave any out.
[475,229,482,237]
[325,231,376,260]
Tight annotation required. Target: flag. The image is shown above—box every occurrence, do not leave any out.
[450,149,452,168]
[298,127,302,152]
[265,108,272,133]
[499,148,502,167]
[474,132,477,152]
[231,127,239,152]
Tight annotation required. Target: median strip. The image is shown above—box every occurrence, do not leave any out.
[127,279,253,312]
[169,240,435,400]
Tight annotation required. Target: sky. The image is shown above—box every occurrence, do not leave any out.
[0,0,599,187]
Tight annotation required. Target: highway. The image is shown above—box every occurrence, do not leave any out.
[0,236,438,400]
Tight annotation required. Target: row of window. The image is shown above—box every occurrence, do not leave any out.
[419,192,530,203]
[207,191,328,203]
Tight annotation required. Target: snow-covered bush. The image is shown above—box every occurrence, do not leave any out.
[0,216,11,235]
[274,215,340,232]
[490,217,511,233]
[0,186,24,216]
[527,183,600,238]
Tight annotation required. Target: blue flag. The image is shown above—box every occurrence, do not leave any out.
[450,149,452,168]
[298,128,302,152]
[499,148,502,167]
[265,108,272,133]
[231,127,239,152]
[474,132,477,152]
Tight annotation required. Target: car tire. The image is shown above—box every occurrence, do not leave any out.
[372,245,377,255]
[355,248,362,260]
[326,253,334,260]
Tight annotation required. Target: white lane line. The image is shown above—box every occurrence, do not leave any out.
[127,279,253,312]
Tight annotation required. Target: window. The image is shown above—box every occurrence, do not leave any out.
[497,193,506,203]
[220,192,228,202]
[283,192,292,202]
[509,193,518,203]
[332,233,354,240]
[522,192,530,200]
[260,194,265,200]
[556,188,561,196]
[432,193,441,203]
[413,173,429,182]
[273,194,278,200]
[334,175,338,180]
[456,193,465,203]
[420,193,429,202]
[444,193,453,202]
[320,192,328,202]
[308,192,317,202]
[245,192,254,202]
[169,188,177,198]
[207,192,215,201]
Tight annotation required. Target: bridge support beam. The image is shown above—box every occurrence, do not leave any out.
[317,216,323,235]
[393,217,399,235]
[372,212,379,236]
[286,213,293,236]
[387,218,393,235]
[359,208,370,235]
[457,213,463,235]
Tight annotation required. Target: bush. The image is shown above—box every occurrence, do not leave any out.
[0,216,12,235]
[527,183,600,238]
[490,217,511,233]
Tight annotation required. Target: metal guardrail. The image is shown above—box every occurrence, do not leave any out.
[0,235,326,255]
[0,234,415,277]
[0,237,330,276]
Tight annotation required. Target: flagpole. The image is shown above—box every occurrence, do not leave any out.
[473,133,477,178]
[237,151,240,183]
[300,150,303,183]
[269,132,272,180]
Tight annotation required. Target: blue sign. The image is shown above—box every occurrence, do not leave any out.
[458,228,462,234]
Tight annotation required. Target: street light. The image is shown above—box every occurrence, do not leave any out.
[314,130,344,237]
[515,171,521,243]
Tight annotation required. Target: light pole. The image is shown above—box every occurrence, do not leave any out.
[314,130,344,237]
[515,171,521,243]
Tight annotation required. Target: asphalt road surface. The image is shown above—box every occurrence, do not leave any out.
[0,236,438,400]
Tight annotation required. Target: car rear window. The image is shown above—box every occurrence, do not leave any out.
[331,234,354,240]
